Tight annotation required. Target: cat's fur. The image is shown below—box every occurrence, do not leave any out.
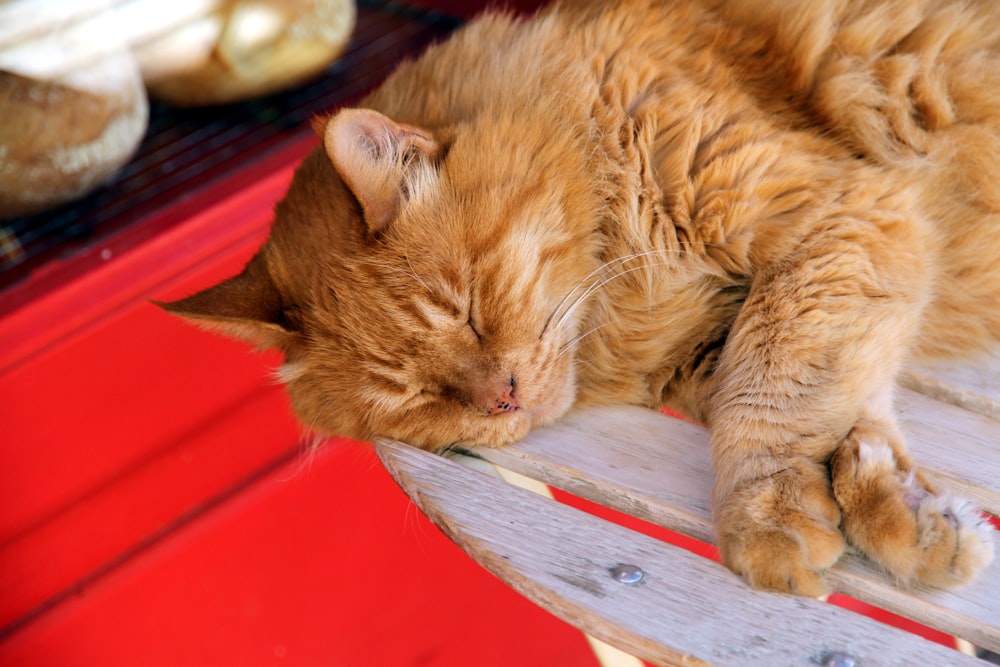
[161,0,1000,596]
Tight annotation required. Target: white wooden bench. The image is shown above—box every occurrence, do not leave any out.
[375,355,1000,667]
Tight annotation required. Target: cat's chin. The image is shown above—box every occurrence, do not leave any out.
[453,396,574,450]
[522,366,578,431]
[526,391,575,432]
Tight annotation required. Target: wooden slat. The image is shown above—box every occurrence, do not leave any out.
[899,388,1000,510]
[901,351,1000,420]
[470,404,1000,653]
[476,406,715,542]
[376,440,981,667]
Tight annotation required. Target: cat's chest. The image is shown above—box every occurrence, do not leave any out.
[571,233,746,415]
[572,86,807,410]
[593,36,848,273]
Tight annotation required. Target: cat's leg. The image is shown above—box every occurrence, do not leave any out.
[829,391,995,588]
[707,211,936,596]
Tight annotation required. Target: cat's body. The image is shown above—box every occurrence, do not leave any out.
[163,0,999,596]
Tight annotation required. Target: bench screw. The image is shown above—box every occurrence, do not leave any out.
[610,563,645,584]
[822,652,857,667]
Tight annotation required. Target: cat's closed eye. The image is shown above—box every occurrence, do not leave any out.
[466,296,489,341]
[467,317,485,342]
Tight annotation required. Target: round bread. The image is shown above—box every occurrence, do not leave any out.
[137,0,356,107]
[0,51,148,220]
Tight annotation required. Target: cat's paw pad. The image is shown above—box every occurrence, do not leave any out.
[717,465,845,598]
[830,428,995,588]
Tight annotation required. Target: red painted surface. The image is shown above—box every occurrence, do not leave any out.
[0,443,598,667]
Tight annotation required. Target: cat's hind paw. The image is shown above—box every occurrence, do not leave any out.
[830,425,996,588]
[717,462,846,598]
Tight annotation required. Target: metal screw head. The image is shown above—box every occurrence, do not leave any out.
[610,563,645,584]
[822,652,857,667]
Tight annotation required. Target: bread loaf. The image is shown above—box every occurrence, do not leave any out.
[0,50,148,219]
[137,0,356,106]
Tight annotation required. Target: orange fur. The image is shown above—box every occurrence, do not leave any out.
[160,0,999,595]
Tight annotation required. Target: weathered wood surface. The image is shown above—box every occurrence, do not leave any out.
[376,440,982,667]
[375,354,999,664]
[468,402,1000,653]
[902,350,1000,420]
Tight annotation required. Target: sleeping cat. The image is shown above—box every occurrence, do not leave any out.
[160,0,999,597]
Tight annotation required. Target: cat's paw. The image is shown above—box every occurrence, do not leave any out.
[829,425,996,588]
[716,463,845,597]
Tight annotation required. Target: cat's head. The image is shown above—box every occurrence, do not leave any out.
[159,108,601,449]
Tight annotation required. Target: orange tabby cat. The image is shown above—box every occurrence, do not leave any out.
[160,0,999,596]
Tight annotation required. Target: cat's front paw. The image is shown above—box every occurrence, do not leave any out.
[716,462,845,597]
[830,426,995,588]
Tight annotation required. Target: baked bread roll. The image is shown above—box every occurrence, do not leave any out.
[0,50,148,219]
[137,0,356,106]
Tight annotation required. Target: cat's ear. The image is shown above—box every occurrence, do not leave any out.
[322,108,440,234]
[155,252,298,349]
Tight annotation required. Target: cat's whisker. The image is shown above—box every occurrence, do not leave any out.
[556,321,615,361]
[552,253,691,355]
[548,253,638,317]
[545,250,666,335]
[558,248,695,310]
[541,253,634,337]
[552,254,680,334]
[277,411,330,482]
[403,252,433,292]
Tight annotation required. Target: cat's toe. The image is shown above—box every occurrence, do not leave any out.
[717,464,845,598]
[911,493,995,588]
[724,525,843,598]
[830,426,996,588]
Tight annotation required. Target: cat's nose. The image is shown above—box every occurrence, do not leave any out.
[487,378,520,415]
